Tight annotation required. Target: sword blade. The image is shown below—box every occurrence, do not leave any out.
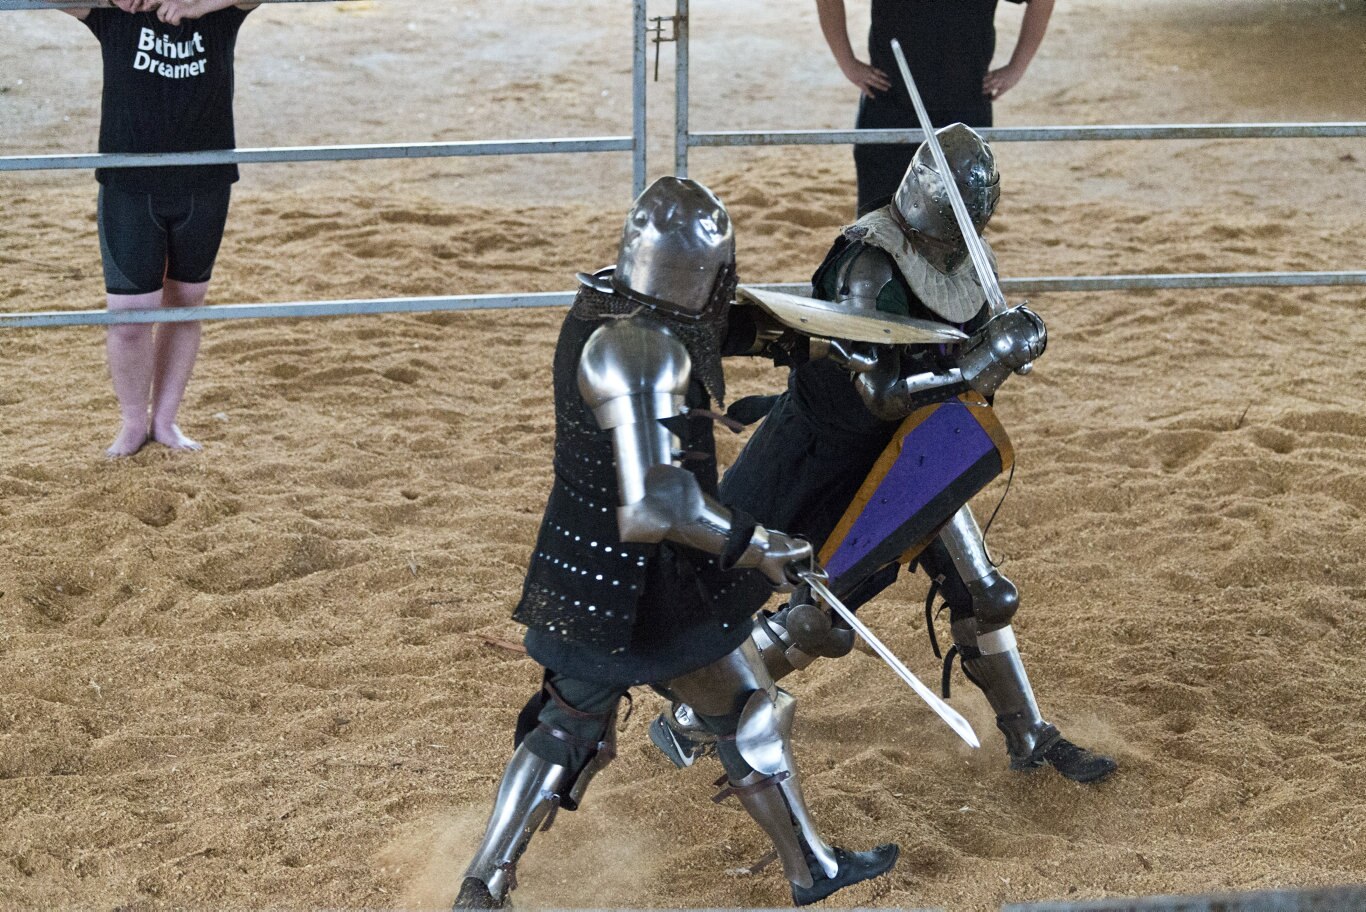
[797,570,981,749]
[889,38,1009,315]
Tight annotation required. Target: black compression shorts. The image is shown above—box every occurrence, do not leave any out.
[97,183,232,296]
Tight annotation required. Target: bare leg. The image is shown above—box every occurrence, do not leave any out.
[149,278,206,451]
[105,290,161,457]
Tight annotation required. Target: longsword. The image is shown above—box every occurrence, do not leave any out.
[795,568,981,749]
[889,38,1010,317]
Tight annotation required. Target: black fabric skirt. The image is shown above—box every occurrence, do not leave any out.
[719,391,894,551]
[524,621,750,689]
[524,542,767,687]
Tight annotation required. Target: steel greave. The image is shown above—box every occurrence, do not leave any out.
[733,689,840,886]
[730,769,825,889]
[659,639,840,887]
[956,623,1055,760]
[462,744,572,901]
[939,506,995,584]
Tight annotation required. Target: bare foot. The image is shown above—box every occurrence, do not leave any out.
[106,420,150,458]
[151,424,203,452]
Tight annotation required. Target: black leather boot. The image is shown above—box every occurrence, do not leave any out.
[1022,729,1117,783]
[791,843,900,906]
[452,876,501,910]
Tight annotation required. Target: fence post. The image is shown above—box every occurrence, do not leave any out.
[674,0,689,177]
[632,0,648,196]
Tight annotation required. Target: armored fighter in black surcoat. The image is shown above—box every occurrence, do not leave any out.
[652,125,1117,784]
[451,177,899,909]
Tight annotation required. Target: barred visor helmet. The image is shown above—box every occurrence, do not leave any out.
[579,177,736,322]
[891,123,1000,274]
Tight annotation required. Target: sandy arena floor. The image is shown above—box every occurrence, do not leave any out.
[1,1,1365,909]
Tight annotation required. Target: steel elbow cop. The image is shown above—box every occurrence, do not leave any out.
[577,319,810,590]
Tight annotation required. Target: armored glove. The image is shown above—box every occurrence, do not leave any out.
[748,529,814,592]
[956,305,1047,397]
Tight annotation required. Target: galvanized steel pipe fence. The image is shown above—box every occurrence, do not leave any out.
[0,0,649,327]
[1,0,1363,329]
[667,0,1366,294]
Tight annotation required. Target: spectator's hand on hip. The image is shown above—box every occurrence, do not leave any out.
[983,63,1025,100]
[840,58,892,98]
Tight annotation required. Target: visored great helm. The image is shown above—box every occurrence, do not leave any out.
[891,123,1000,275]
[578,176,736,322]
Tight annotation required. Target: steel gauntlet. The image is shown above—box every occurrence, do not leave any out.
[855,346,967,421]
[956,305,1047,397]
[730,526,813,592]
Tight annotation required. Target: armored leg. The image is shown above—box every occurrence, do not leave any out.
[661,640,899,904]
[453,744,571,909]
[454,675,623,909]
[650,605,822,768]
[931,506,1116,783]
[651,570,888,768]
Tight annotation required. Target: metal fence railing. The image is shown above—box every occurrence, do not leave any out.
[2,0,1362,330]
[687,123,1366,150]
[8,271,1365,330]
[668,0,1365,295]
[0,0,649,326]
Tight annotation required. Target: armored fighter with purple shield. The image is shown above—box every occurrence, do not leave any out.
[651,108,1116,784]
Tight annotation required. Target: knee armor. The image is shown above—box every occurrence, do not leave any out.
[662,642,840,891]
[752,582,859,683]
[655,595,853,766]
[938,506,1019,633]
[935,507,1056,764]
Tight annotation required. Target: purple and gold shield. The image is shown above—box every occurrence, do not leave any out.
[818,393,1013,594]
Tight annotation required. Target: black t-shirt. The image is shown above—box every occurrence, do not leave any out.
[869,0,1025,112]
[83,7,251,192]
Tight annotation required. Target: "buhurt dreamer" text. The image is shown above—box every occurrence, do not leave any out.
[132,27,208,79]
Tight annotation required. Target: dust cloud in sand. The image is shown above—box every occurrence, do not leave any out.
[1,1,1364,909]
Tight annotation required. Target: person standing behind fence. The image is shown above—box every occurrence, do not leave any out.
[815,0,1054,217]
[52,0,258,456]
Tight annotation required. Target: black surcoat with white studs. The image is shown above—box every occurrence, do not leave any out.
[513,290,771,686]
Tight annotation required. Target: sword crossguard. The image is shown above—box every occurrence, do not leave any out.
[785,547,825,587]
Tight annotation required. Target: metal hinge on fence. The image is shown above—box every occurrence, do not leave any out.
[649,14,682,81]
